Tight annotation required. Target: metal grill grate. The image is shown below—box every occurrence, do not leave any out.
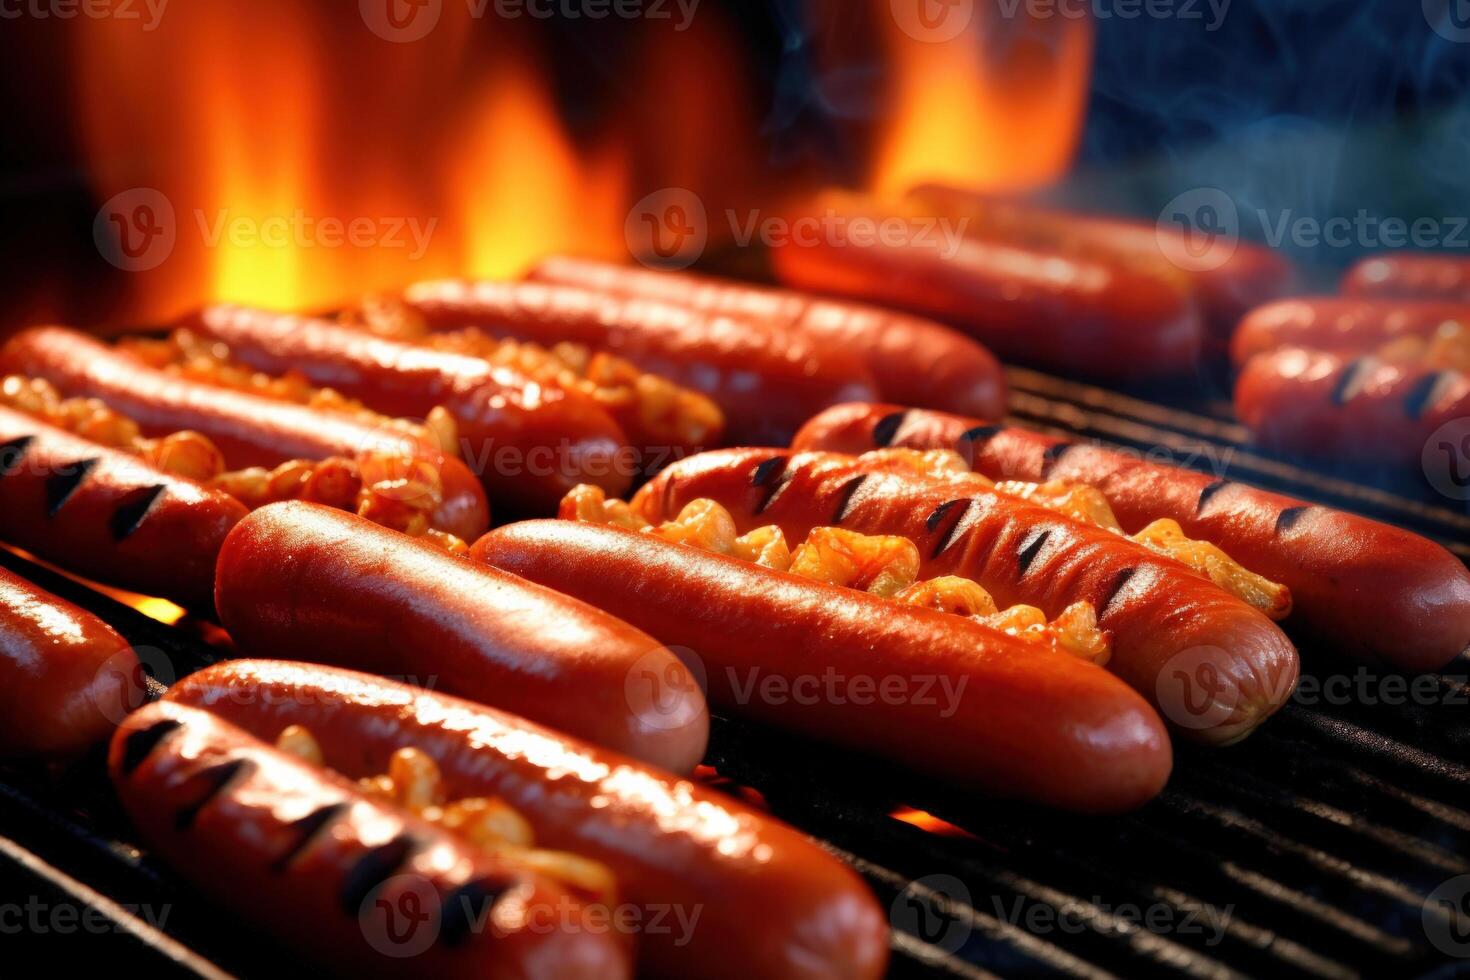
[1,367,1468,979]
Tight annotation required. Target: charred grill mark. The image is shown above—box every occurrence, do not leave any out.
[1331,358,1376,406]
[1040,443,1075,477]
[0,436,34,477]
[440,878,508,947]
[928,499,978,558]
[340,835,421,915]
[45,458,99,517]
[1016,528,1050,576]
[1274,506,1312,536]
[871,411,908,448]
[750,455,792,515]
[272,803,351,873]
[1097,567,1138,620]
[110,484,167,541]
[1196,480,1233,516]
[119,719,183,775]
[832,475,869,524]
[174,758,256,831]
[958,424,1003,447]
[1403,371,1456,420]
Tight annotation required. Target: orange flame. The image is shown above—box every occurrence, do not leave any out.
[70,3,635,323]
[870,1,1094,197]
[889,805,978,838]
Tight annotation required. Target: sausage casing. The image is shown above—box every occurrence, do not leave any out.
[0,326,489,541]
[164,659,891,980]
[398,279,880,446]
[0,566,144,757]
[793,402,1470,672]
[0,405,247,607]
[213,501,708,772]
[110,701,631,979]
[182,306,631,515]
[633,448,1299,745]
[1234,347,1470,467]
[1230,297,1470,366]
[473,520,1172,812]
[527,255,1007,420]
[1343,254,1470,302]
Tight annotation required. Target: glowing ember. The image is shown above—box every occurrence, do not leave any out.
[889,805,977,838]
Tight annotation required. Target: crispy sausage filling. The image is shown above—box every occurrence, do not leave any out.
[0,375,465,552]
[275,725,617,904]
[862,448,1292,620]
[561,484,1111,664]
[346,297,725,450]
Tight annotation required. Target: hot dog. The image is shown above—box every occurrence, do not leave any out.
[525,255,1007,420]
[0,327,489,542]
[391,279,880,445]
[630,449,1300,745]
[110,701,631,979]
[1230,297,1470,367]
[1234,346,1470,467]
[472,520,1172,812]
[163,660,890,980]
[0,566,144,758]
[1343,254,1470,302]
[909,183,1295,339]
[792,402,1470,672]
[214,501,707,773]
[179,305,631,514]
[769,193,1205,381]
[0,405,246,607]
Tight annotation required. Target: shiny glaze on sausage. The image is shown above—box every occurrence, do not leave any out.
[526,255,1007,420]
[632,448,1299,745]
[164,660,890,980]
[793,402,1470,672]
[0,405,246,608]
[111,701,631,979]
[0,326,488,541]
[213,501,707,772]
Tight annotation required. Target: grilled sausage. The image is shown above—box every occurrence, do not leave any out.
[793,403,1470,672]
[0,566,143,757]
[0,326,488,541]
[472,520,1172,812]
[526,255,1007,420]
[110,701,631,979]
[1343,254,1470,302]
[1230,297,1470,366]
[769,200,1205,381]
[164,660,891,980]
[1234,347,1470,467]
[213,501,707,773]
[0,405,246,607]
[180,306,631,515]
[395,279,879,445]
[631,449,1299,745]
[909,183,1295,340]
